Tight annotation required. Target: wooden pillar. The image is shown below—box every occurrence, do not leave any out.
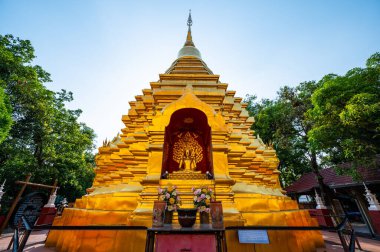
[0,174,31,236]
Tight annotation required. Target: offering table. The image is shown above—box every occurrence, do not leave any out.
[145,224,226,252]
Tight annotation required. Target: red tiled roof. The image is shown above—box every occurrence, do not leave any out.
[285,172,318,194]
[285,166,380,194]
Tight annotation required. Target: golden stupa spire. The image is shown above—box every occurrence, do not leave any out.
[184,10,195,47]
[45,10,326,251]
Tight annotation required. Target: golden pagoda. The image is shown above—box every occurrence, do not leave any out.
[46,13,324,252]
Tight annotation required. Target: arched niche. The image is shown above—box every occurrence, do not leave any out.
[161,108,213,177]
[149,88,229,133]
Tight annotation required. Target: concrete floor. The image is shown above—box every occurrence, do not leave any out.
[1,230,379,252]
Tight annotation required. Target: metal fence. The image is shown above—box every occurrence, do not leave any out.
[226,216,356,252]
[10,215,356,252]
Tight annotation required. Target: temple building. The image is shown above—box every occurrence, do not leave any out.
[46,14,324,251]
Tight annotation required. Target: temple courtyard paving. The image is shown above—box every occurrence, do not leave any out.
[0,230,379,252]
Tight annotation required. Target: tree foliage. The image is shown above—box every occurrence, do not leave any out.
[0,86,12,143]
[308,53,380,178]
[246,52,380,188]
[245,81,322,187]
[0,34,96,211]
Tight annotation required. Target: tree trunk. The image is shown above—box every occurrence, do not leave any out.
[310,152,331,207]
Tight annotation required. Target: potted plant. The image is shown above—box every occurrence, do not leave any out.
[192,186,215,224]
[158,184,181,224]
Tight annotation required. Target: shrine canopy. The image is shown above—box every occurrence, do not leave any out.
[161,108,212,175]
[285,164,380,196]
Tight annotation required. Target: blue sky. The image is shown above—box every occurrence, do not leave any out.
[1,0,379,148]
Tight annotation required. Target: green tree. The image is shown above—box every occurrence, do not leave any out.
[245,96,303,185]
[246,53,380,206]
[308,53,380,178]
[0,34,96,209]
[245,81,323,186]
[0,86,12,143]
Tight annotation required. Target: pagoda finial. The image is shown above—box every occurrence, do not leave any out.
[185,10,195,47]
[187,9,192,27]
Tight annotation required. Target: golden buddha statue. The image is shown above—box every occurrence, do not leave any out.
[173,131,203,173]
[171,131,203,179]
[178,146,197,171]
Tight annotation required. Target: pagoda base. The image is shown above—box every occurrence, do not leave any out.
[45,193,325,252]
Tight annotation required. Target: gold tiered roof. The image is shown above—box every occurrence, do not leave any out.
[165,57,213,75]
[46,13,325,252]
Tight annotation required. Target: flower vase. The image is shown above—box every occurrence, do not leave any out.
[210,201,223,228]
[164,210,173,224]
[152,201,166,227]
[199,211,210,224]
